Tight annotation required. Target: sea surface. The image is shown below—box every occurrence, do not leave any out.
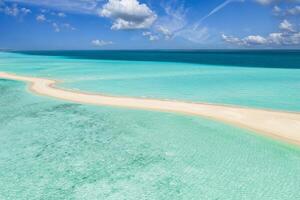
[0,51,300,199]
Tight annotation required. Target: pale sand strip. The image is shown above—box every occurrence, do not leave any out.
[1,71,300,146]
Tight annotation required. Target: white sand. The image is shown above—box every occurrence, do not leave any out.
[1,71,300,146]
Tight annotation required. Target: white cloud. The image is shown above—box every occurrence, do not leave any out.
[157,2,210,43]
[142,31,159,41]
[268,32,284,44]
[3,4,19,16]
[255,0,300,5]
[244,35,268,44]
[57,12,66,17]
[269,32,300,45]
[255,0,274,5]
[272,5,282,15]
[149,35,159,41]
[36,14,46,21]
[49,11,67,17]
[20,7,30,14]
[157,26,171,36]
[35,11,75,32]
[272,5,300,16]
[222,31,300,46]
[288,5,300,15]
[279,19,294,32]
[100,0,157,30]
[52,22,60,32]
[273,5,281,12]
[289,32,300,44]
[91,39,113,46]
[40,8,48,13]
[50,22,76,32]
[155,3,187,38]
[222,34,268,45]
[62,23,76,30]
[222,14,300,47]
[4,0,101,14]
[222,34,244,45]
[0,3,31,17]
[175,25,209,43]
[142,31,151,36]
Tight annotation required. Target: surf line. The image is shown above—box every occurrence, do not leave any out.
[1,71,300,146]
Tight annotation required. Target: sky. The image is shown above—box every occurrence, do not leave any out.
[0,0,300,50]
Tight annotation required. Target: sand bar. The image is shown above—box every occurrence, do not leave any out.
[1,71,300,146]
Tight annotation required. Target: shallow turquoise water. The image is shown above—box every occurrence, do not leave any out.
[0,52,300,111]
[1,79,300,200]
[1,52,300,199]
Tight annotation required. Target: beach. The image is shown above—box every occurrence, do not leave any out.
[1,71,300,146]
[2,0,300,197]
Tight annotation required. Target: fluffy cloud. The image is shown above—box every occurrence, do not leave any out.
[52,22,60,32]
[272,5,282,15]
[62,23,76,30]
[91,39,113,46]
[57,12,66,17]
[36,14,46,21]
[3,4,19,16]
[100,0,157,30]
[20,7,30,14]
[222,34,268,45]
[244,35,268,44]
[35,12,75,32]
[279,19,294,32]
[51,22,76,32]
[222,10,300,47]
[0,3,31,16]
[148,35,159,41]
[222,31,300,46]
[289,32,300,44]
[268,32,284,44]
[142,31,159,41]
[269,32,300,45]
[272,5,300,16]
[288,5,300,15]
[221,34,244,45]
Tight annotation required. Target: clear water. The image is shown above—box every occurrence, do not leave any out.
[0,52,300,111]
[0,52,300,199]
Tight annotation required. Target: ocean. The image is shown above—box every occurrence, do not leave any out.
[0,51,300,199]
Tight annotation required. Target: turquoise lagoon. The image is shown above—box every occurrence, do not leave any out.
[1,51,300,111]
[0,51,300,199]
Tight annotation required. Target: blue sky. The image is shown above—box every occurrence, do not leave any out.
[0,0,300,50]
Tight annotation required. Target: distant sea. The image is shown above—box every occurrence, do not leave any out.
[16,49,300,69]
[0,50,300,200]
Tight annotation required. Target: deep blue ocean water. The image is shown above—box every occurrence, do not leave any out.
[16,50,300,69]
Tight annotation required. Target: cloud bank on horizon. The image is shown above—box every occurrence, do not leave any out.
[1,0,300,49]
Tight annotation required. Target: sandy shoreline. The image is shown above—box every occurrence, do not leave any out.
[1,71,300,146]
